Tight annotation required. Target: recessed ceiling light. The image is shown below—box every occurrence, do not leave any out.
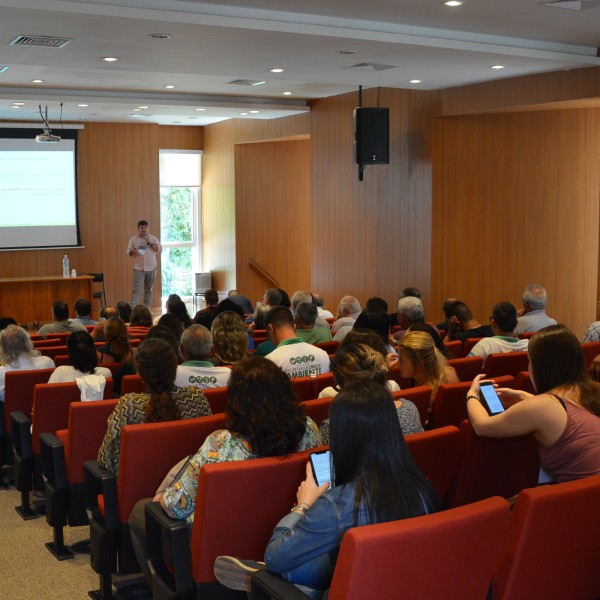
[270,68,284,73]
[13,101,25,106]
[130,114,143,117]
[149,33,171,39]
[490,65,504,69]
[31,79,44,83]
[132,108,141,111]
[164,84,176,89]
[251,81,266,86]
[240,112,248,115]
[195,108,206,111]
[249,110,260,114]
[101,57,119,62]
[11,105,21,109]
[138,105,149,109]
[78,103,89,107]
[282,91,293,95]
[443,0,464,6]
[409,79,422,84]
[339,50,358,55]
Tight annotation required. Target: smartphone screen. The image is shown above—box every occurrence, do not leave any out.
[480,382,505,415]
[309,450,333,487]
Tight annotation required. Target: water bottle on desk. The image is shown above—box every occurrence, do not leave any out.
[62,255,70,278]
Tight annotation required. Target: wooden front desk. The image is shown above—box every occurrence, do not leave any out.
[0,275,94,324]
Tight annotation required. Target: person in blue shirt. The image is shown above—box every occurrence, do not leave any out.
[215,379,440,597]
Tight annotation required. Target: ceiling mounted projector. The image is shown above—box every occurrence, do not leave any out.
[36,105,61,143]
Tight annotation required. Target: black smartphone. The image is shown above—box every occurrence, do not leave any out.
[479,381,505,415]
[309,450,333,487]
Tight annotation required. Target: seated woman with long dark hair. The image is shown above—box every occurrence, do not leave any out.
[95,317,132,365]
[467,324,600,483]
[97,338,211,474]
[215,379,439,596]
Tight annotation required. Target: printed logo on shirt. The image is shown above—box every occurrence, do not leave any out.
[289,355,315,365]
[189,375,218,385]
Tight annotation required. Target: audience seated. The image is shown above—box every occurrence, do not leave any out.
[193,288,219,327]
[175,324,232,389]
[514,284,557,335]
[435,296,458,332]
[71,297,97,327]
[408,322,450,359]
[214,379,439,596]
[97,338,211,473]
[291,290,329,329]
[265,307,330,378]
[354,303,394,353]
[468,302,529,366]
[152,293,181,326]
[392,296,425,341]
[94,317,132,364]
[156,313,184,344]
[210,311,249,367]
[116,300,133,323]
[226,289,254,315]
[331,296,362,341]
[294,302,332,345]
[467,324,600,483]
[128,304,153,330]
[128,355,321,589]
[313,292,334,319]
[445,301,493,342]
[0,316,17,332]
[38,300,87,338]
[318,343,423,444]
[170,298,193,330]
[0,324,55,403]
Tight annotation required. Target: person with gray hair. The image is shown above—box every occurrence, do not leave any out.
[291,290,329,329]
[0,324,55,403]
[392,296,425,341]
[294,301,333,345]
[514,284,557,335]
[174,324,231,389]
[312,293,334,319]
[331,296,362,335]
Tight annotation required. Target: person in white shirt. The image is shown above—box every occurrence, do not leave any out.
[468,302,529,367]
[127,219,162,309]
[0,325,55,403]
[313,293,334,319]
[514,284,557,335]
[174,325,232,389]
[265,306,330,378]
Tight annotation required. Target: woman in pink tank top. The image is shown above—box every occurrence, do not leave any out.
[466,324,600,483]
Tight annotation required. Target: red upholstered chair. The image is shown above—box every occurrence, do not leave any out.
[517,331,535,340]
[445,419,540,508]
[252,496,510,600]
[291,376,319,400]
[387,366,415,390]
[460,338,482,357]
[405,425,461,501]
[45,332,71,341]
[300,396,333,427]
[581,341,600,370]
[314,341,339,354]
[53,354,70,367]
[120,374,145,395]
[448,356,484,382]
[314,371,335,395]
[203,386,229,414]
[393,385,432,428]
[492,474,600,600]
[485,352,530,379]
[32,338,63,348]
[41,399,118,559]
[84,413,227,599]
[3,368,54,433]
[145,449,315,598]
[428,375,514,430]
[443,339,463,359]
[252,329,267,341]
[514,371,535,396]
[99,362,124,378]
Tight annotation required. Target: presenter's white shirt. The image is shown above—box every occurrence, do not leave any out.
[266,338,330,379]
[127,233,162,271]
[175,361,231,389]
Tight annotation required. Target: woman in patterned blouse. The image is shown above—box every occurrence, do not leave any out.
[97,338,211,473]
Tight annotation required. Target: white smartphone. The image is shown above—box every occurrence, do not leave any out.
[479,381,505,415]
[309,450,333,487]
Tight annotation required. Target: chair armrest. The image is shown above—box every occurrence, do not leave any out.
[251,570,310,600]
[84,459,120,529]
[145,501,194,595]
[39,432,67,490]
[10,411,32,459]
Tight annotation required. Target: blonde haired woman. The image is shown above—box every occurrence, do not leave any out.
[396,331,458,406]
[210,311,249,366]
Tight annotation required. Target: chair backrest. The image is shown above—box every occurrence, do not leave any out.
[328,496,509,600]
[517,332,535,340]
[300,396,333,426]
[291,376,319,400]
[493,474,600,600]
[117,413,227,522]
[445,419,540,508]
[460,337,482,357]
[252,329,267,341]
[99,362,124,377]
[4,368,54,431]
[485,352,530,378]
[444,339,463,359]
[38,345,68,360]
[581,342,600,370]
[393,385,432,428]
[314,341,339,354]
[448,356,484,382]
[32,379,114,453]
[32,338,63,348]
[191,449,313,583]
[203,386,229,414]
[45,332,71,341]
[120,374,145,395]
[514,371,535,395]
[387,366,415,390]
[405,426,461,501]
[314,371,335,395]
[64,399,118,484]
[429,375,514,430]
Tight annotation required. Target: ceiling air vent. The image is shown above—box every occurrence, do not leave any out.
[10,35,72,48]
[228,79,267,86]
[542,0,600,9]
[344,62,397,72]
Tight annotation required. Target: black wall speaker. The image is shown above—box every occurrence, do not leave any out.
[353,107,389,165]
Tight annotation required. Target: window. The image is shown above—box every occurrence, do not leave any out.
[159,150,202,300]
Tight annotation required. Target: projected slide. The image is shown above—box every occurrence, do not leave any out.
[0,137,78,249]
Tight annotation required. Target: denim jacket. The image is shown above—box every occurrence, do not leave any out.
[264,482,369,594]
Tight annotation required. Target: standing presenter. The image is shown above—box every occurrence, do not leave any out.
[127,220,162,309]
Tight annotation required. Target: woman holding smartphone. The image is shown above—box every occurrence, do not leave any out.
[466,324,600,483]
[215,380,439,596]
